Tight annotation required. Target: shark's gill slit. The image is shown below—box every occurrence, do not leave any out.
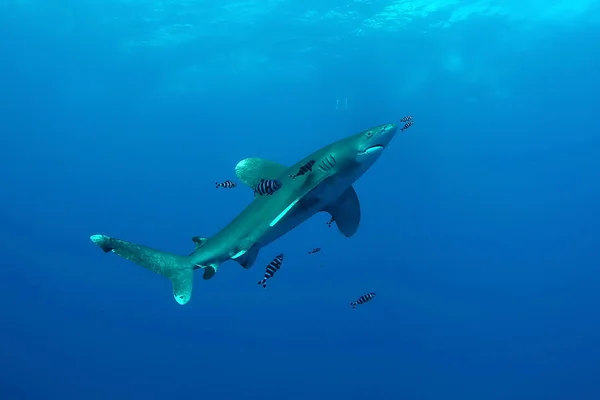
[319,155,335,172]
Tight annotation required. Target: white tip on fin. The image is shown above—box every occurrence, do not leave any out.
[90,234,106,244]
[90,234,114,253]
[235,157,287,189]
[170,269,194,305]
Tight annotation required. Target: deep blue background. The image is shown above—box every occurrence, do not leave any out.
[1,1,599,399]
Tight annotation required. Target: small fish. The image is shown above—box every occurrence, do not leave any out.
[308,247,321,254]
[254,179,282,196]
[326,216,335,228]
[400,115,413,122]
[257,254,284,288]
[290,160,316,179]
[350,292,376,309]
[401,121,413,131]
[215,180,236,189]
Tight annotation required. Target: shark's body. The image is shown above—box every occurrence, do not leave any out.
[90,122,399,305]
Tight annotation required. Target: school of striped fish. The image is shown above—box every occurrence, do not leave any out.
[215,116,414,309]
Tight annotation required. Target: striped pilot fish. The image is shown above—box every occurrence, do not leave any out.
[289,160,316,179]
[350,292,376,308]
[400,115,413,122]
[254,178,282,196]
[257,254,284,288]
[400,121,413,131]
[215,180,236,189]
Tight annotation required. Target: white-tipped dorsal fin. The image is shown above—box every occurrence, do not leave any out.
[322,185,361,237]
[235,157,287,189]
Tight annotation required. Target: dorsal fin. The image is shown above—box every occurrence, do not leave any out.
[188,236,208,255]
[192,236,208,249]
[235,157,287,189]
[322,185,361,237]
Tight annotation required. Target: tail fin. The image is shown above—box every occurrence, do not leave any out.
[90,234,194,305]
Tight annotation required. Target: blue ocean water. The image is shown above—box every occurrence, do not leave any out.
[1,1,599,399]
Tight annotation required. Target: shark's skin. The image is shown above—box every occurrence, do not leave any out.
[90,122,399,305]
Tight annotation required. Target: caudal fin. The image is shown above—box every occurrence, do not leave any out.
[90,234,195,305]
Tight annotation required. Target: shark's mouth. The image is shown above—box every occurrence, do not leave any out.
[361,145,384,155]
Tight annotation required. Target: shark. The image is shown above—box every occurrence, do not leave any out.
[90,122,399,305]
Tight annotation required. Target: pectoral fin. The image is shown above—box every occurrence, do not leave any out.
[322,185,361,237]
[202,265,217,280]
[235,157,287,189]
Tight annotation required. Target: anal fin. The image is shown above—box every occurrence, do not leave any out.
[322,185,361,237]
[202,266,217,280]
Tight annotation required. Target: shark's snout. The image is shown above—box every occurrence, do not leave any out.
[358,123,398,154]
[375,123,398,148]
[355,123,398,163]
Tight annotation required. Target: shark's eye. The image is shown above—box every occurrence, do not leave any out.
[366,131,373,137]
